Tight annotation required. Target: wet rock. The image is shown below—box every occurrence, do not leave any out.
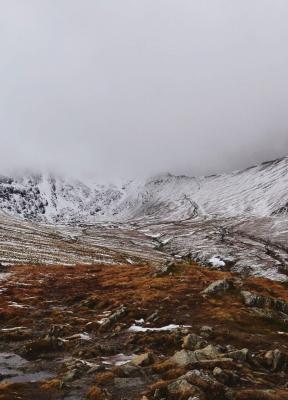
[201,279,233,295]
[182,333,208,350]
[131,352,155,367]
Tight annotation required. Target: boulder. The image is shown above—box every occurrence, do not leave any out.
[264,349,287,371]
[99,305,128,331]
[171,349,196,366]
[171,345,221,366]
[182,333,208,350]
[200,326,213,338]
[225,348,249,362]
[167,378,199,397]
[131,352,154,367]
[241,291,288,315]
[201,279,233,296]
[184,369,225,398]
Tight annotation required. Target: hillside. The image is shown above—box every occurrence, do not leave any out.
[0,157,288,224]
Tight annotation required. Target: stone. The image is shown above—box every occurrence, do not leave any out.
[264,349,287,371]
[182,333,208,350]
[225,348,249,362]
[113,377,144,389]
[171,349,196,366]
[213,367,223,377]
[201,279,233,295]
[200,326,213,337]
[241,291,264,307]
[99,305,128,331]
[167,378,198,396]
[131,352,154,367]
[184,369,225,398]
[154,261,175,277]
[22,337,64,358]
[171,345,221,366]
[241,291,288,315]
[63,368,78,382]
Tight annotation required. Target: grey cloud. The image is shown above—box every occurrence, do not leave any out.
[0,0,288,180]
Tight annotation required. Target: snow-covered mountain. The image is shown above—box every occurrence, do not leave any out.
[0,157,288,223]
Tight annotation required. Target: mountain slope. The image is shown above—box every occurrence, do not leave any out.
[0,157,288,223]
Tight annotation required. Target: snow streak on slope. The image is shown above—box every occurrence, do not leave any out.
[0,214,166,266]
[0,157,288,223]
[0,157,288,282]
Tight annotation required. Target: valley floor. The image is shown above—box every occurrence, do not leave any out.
[1,262,288,399]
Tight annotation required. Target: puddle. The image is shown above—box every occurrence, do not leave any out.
[0,353,27,380]
[2,371,55,383]
[0,352,27,368]
[101,353,135,366]
[0,352,54,383]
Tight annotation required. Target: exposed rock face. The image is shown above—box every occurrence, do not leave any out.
[241,290,288,314]
[201,279,234,295]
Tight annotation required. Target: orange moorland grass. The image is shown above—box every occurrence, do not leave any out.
[1,262,288,399]
[86,385,103,400]
[94,371,115,385]
[1,262,288,345]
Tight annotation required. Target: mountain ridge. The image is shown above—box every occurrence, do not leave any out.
[0,156,287,224]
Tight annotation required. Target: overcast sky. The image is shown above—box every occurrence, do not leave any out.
[0,1,288,180]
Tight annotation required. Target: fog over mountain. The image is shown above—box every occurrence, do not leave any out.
[0,1,288,179]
